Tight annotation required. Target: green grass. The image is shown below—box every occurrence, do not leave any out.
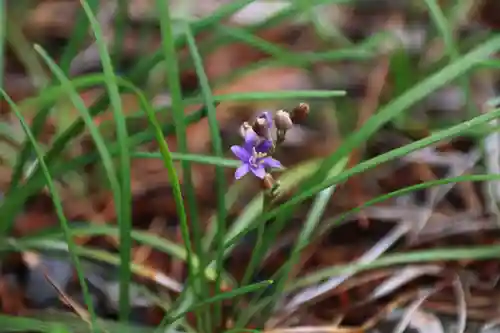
[77,0,133,322]
[2,0,500,333]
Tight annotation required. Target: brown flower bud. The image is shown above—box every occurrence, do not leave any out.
[274,110,293,131]
[239,122,253,138]
[262,173,275,190]
[291,103,310,123]
[252,117,269,138]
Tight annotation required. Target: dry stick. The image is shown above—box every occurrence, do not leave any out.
[43,271,92,324]
[391,286,443,333]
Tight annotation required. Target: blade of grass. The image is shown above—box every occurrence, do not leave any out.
[7,0,99,195]
[291,242,500,291]
[17,69,344,118]
[0,312,168,333]
[424,0,476,119]
[79,0,132,321]
[258,158,347,314]
[234,158,348,328]
[185,24,227,327]
[264,107,500,224]
[58,0,100,73]
[155,0,206,330]
[295,32,500,208]
[317,172,500,241]
[129,0,257,82]
[0,0,4,93]
[213,24,376,68]
[166,280,273,325]
[131,152,241,168]
[0,104,204,229]
[252,0,353,31]
[32,42,126,324]
[0,90,99,333]
[112,0,127,69]
[16,223,227,283]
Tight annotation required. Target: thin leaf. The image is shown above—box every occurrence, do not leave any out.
[0,90,99,332]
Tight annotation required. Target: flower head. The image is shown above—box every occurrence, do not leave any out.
[231,141,282,180]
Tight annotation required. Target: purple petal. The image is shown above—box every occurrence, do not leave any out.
[260,157,282,169]
[256,139,273,153]
[235,164,250,179]
[243,130,258,151]
[231,145,250,161]
[250,165,266,179]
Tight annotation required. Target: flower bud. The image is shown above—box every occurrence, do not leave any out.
[274,110,293,131]
[291,103,310,123]
[252,117,269,138]
[239,122,253,138]
[262,173,275,190]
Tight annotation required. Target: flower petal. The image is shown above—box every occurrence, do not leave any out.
[235,164,250,179]
[251,165,266,179]
[243,130,258,151]
[261,157,282,169]
[256,139,273,153]
[231,145,250,161]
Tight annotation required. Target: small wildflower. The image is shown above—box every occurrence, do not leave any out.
[231,144,282,180]
[291,103,310,123]
[274,110,293,131]
[231,105,309,182]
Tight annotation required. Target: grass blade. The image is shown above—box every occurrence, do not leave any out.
[185,24,227,327]
[58,0,100,74]
[0,90,99,332]
[296,33,500,207]
[79,0,132,321]
[0,0,4,93]
[255,34,500,230]
[424,0,476,118]
[155,0,205,329]
[167,280,273,325]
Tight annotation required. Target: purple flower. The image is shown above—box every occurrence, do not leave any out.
[231,143,282,180]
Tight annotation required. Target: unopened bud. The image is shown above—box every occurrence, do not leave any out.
[262,173,275,190]
[252,117,269,138]
[291,103,310,123]
[274,110,293,131]
[239,122,253,138]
